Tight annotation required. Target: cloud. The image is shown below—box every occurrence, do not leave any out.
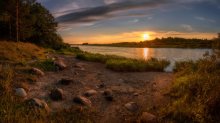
[195,16,216,23]
[56,0,170,24]
[181,24,193,31]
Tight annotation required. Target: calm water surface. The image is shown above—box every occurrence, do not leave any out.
[75,45,213,72]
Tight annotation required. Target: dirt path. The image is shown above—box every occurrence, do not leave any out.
[28,55,173,123]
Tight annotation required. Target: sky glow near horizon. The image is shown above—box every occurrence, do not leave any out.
[38,0,220,44]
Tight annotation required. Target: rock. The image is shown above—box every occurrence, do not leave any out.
[103,89,114,101]
[31,68,44,76]
[138,112,158,123]
[50,88,64,101]
[27,98,50,112]
[97,83,105,88]
[73,96,92,107]
[133,93,139,96]
[15,88,27,97]
[54,59,67,70]
[59,78,74,85]
[74,63,85,70]
[84,89,98,97]
[125,102,138,112]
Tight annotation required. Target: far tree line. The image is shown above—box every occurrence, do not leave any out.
[0,0,64,49]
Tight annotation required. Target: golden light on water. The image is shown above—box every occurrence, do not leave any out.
[143,33,150,41]
[143,48,149,60]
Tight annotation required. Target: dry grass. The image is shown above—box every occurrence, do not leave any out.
[0,41,45,62]
[160,55,220,123]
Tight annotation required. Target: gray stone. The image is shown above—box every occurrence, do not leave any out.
[73,96,92,107]
[15,88,27,97]
[125,102,138,112]
[50,88,64,101]
[32,68,44,76]
[54,59,67,70]
[27,98,50,112]
[138,112,158,123]
[84,89,98,97]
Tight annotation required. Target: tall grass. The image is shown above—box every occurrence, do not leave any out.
[160,54,220,123]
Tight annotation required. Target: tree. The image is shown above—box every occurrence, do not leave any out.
[0,0,64,49]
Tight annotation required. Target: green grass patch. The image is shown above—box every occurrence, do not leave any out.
[32,59,56,71]
[106,58,169,72]
[76,52,170,72]
[56,47,82,55]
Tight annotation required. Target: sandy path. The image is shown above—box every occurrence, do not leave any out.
[28,55,173,123]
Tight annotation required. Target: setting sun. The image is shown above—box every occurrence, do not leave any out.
[143,33,150,41]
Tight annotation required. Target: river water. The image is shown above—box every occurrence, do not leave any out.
[75,45,213,72]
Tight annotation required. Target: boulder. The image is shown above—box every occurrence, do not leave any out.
[31,68,44,76]
[54,59,67,70]
[50,88,64,101]
[27,98,50,112]
[103,89,114,101]
[15,88,27,97]
[59,78,74,85]
[74,63,85,70]
[138,112,158,123]
[84,89,98,97]
[73,96,92,107]
[125,102,139,112]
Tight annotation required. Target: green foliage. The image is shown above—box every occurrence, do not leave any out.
[76,52,170,72]
[0,0,64,49]
[160,55,220,123]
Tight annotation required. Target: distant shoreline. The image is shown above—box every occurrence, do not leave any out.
[70,37,215,49]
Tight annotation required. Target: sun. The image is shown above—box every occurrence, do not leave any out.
[143,33,150,41]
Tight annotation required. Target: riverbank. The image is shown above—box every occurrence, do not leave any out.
[0,41,219,123]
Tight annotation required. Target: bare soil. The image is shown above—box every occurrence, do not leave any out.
[28,55,173,123]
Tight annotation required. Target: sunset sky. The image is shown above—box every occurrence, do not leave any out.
[38,0,220,44]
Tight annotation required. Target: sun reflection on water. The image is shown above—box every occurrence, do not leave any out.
[143,48,149,60]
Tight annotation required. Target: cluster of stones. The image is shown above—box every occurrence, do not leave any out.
[14,57,158,122]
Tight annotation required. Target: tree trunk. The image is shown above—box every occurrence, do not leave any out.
[16,0,19,42]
